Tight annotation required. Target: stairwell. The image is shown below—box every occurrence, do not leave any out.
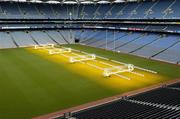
[28,32,39,45]
[144,0,160,18]
[163,0,177,18]
[9,32,19,48]
[58,31,70,44]
[45,31,59,45]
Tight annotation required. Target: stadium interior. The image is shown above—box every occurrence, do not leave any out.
[0,0,179,119]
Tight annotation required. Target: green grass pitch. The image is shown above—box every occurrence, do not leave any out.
[0,44,179,119]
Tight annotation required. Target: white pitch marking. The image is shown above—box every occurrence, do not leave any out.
[97,61,144,77]
[71,49,81,52]
[81,51,89,55]
[60,54,70,58]
[98,61,114,67]
[111,60,157,74]
[45,50,133,80]
[114,74,131,80]
[79,61,86,64]
[71,52,82,57]
[96,56,109,60]
[61,48,157,74]
[130,71,144,77]
[134,66,157,74]
[58,49,155,78]
[71,49,110,61]
[86,62,104,70]
[111,60,126,65]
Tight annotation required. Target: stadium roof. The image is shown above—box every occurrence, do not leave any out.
[1,0,137,4]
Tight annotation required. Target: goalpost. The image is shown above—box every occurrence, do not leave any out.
[34,44,54,49]
[49,48,72,55]
[69,54,96,63]
[103,64,134,77]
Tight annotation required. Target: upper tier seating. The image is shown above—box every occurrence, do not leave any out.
[0,0,179,20]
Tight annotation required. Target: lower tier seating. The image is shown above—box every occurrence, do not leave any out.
[58,82,180,119]
[0,30,72,49]
[76,30,180,64]
[0,29,179,65]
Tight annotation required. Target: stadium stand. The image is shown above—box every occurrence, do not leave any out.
[0,26,179,64]
[76,29,180,64]
[153,41,180,63]
[57,82,180,119]
[116,33,158,53]
[0,30,73,49]
[46,30,68,44]
[30,31,57,44]
[20,2,42,19]
[0,0,180,19]
[169,82,180,88]
[0,32,17,48]
[0,1,179,62]
[10,31,36,47]
[129,88,180,106]
[0,0,179,119]
[133,35,179,58]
